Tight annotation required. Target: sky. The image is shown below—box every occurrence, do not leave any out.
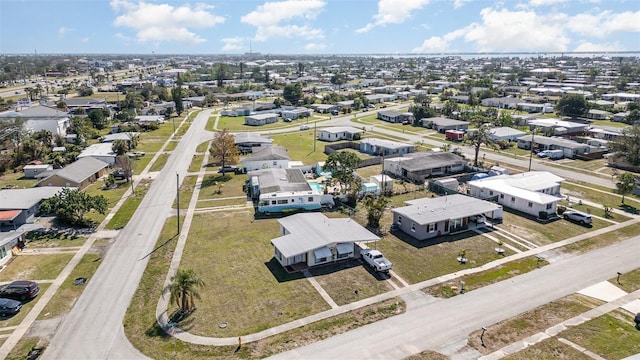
[0,0,639,55]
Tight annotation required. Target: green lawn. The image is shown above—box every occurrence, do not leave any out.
[609,267,640,293]
[135,141,165,153]
[149,153,171,172]
[83,181,130,224]
[0,172,38,189]
[177,212,329,337]
[38,254,102,319]
[503,337,588,360]
[105,180,152,230]
[269,131,327,164]
[131,156,153,174]
[562,311,640,360]
[195,140,210,153]
[188,155,205,173]
[562,222,640,255]
[196,198,247,209]
[25,230,88,248]
[0,255,72,281]
[198,173,247,201]
[310,264,393,306]
[172,175,197,210]
[163,141,178,152]
[563,182,640,211]
[558,200,632,222]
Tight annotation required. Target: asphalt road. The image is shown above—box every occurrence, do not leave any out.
[42,109,213,360]
[268,234,640,359]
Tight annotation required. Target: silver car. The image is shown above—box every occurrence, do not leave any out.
[563,211,592,225]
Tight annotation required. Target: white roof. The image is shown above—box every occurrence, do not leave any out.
[319,126,364,134]
[468,171,564,204]
[271,213,379,258]
[392,194,502,225]
[360,138,413,150]
[247,113,277,120]
[77,143,116,158]
[0,187,67,210]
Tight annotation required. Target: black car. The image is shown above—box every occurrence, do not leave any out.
[0,298,22,317]
[218,165,239,174]
[0,280,40,301]
[635,312,640,324]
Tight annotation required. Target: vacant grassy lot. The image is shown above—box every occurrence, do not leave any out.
[310,262,393,306]
[149,153,171,172]
[179,211,329,336]
[105,180,152,230]
[38,254,102,319]
[425,256,549,298]
[172,175,197,210]
[561,222,640,255]
[0,172,38,189]
[198,173,246,202]
[25,230,88,248]
[503,337,587,360]
[0,283,50,328]
[467,294,600,354]
[269,131,327,164]
[188,155,205,172]
[562,182,640,211]
[561,310,640,360]
[83,181,130,224]
[377,231,513,285]
[0,255,72,281]
[497,211,609,246]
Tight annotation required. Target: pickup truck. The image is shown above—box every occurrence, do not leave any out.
[361,249,392,274]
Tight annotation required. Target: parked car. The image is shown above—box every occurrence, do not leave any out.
[283,118,292,122]
[218,165,239,174]
[361,249,392,274]
[0,280,40,301]
[402,120,411,125]
[112,170,126,180]
[300,125,310,130]
[563,211,592,226]
[128,151,146,158]
[537,150,550,158]
[331,110,339,116]
[0,298,21,317]
[635,312,640,324]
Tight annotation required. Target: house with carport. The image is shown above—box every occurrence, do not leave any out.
[377,110,414,123]
[241,145,290,171]
[360,138,414,156]
[421,117,470,133]
[467,171,563,217]
[516,135,591,158]
[488,127,526,142]
[37,157,109,189]
[317,126,363,142]
[391,194,503,241]
[383,152,466,183]
[271,213,379,272]
[234,132,273,153]
[0,187,67,230]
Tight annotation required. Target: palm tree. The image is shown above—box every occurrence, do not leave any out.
[165,268,205,315]
[111,139,129,155]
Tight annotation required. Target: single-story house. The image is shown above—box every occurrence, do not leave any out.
[517,103,554,113]
[317,127,364,142]
[271,213,379,271]
[0,231,26,266]
[587,109,612,120]
[588,126,626,141]
[37,157,109,189]
[245,113,278,126]
[248,168,323,214]
[516,135,591,158]
[281,107,313,120]
[0,187,67,229]
[0,105,70,137]
[421,117,470,133]
[234,132,273,153]
[449,95,470,104]
[241,145,290,171]
[613,112,629,122]
[601,93,640,102]
[391,194,503,241]
[23,164,53,178]
[309,104,337,114]
[76,143,117,165]
[488,127,527,142]
[384,152,466,183]
[481,97,520,109]
[467,171,564,217]
[134,115,165,124]
[527,118,589,136]
[377,110,414,123]
[360,138,414,156]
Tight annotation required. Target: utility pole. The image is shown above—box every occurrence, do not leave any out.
[313,120,317,152]
[528,128,536,172]
[176,173,181,235]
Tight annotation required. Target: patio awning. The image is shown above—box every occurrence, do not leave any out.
[313,247,332,259]
[336,243,353,255]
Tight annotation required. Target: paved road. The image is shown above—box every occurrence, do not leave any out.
[269,235,640,359]
[43,109,213,360]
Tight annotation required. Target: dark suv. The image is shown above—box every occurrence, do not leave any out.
[0,280,40,301]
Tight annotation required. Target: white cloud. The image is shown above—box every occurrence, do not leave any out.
[58,27,73,37]
[412,26,469,52]
[453,0,471,9]
[110,0,224,44]
[573,41,623,52]
[221,37,244,52]
[81,37,89,43]
[241,0,325,41]
[357,0,430,33]
[304,42,327,51]
[566,10,640,38]
[528,0,568,6]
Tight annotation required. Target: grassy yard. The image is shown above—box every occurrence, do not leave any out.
[0,284,50,328]
[25,230,88,248]
[562,222,640,255]
[5,337,42,360]
[310,262,394,306]
[377,231,514,285]
[179,211,329,337]
[38,254,102,319]
[503,337,587,360]
[497,210,609,246]
[425,256,549,298]
[163,141,178,152]
[558,200,632,222]
[561,310,640,360]
[196,198,247,208]
[609,267,640,293]
[355,164,383,179]
[195,140,210,153]
[0,172,38,189]
[172,175,197,210]
[149,153,171,172]
[83,181,130,224]
[466,294,600,355]
[135,141,166,153]
[562,182,640,212]
[188,155,205,172]
[105,180,152,230]
[210,115,301,132]
[0,255,72,281]
[269,131,328,164]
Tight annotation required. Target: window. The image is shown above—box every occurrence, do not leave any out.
[511,197,516,202]
[271,200,276,205]
[546,203,552,210]
[500,194,504,199]
[428,223,436,233]
[0,247,6,259]
[411,223,416,232]
[489,191,494,196]
[308,197,314,202]
[337,252,350,259]
[315,257,327,264]
[277,199,288,204]
[397,216,402,224]
[528,202,533,207]
[273,161,277,166]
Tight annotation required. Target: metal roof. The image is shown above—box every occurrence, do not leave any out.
[271,213,379,258]
[234,132,273,145]
[392,194,502,225]
[398,152,465,172]
[249,168,311,194]
[319,126,364,134]
[40,157,109,184]
[360,138,413,150]
[0,187,67,210]
[243,145,290,162]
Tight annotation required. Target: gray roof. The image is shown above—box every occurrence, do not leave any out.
[517,135,590,150]
[378,110,402,118]
[398,152,465,172]
[234,132,273,145]
[392,194,502,226]
[243,145,290,162]
[421,117,470,127]
[40,157,109,184]
[271,213,379,258]
[0,105,69,119]
[249,168,311,194]
[102,133,136,142]
[0,187,67,210]
[360,138,413,150]
[489,127,526,137]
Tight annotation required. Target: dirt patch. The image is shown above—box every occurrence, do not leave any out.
[24,316,63,340]
[405,350,450,360]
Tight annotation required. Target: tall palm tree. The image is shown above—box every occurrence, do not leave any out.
[165,268,205,315]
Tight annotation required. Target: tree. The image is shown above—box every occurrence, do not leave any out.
[463,126,498,167]
[111,139,129,155]
[88,109,109,130]
[362,195,389,230]
[173,74,184,116]
[77,85,94,97]
[165,268,204,315]
[616,172,637,204]
[115,155,133,183]
[39,188,108,226]
[556,94,588,118]
[624,109,640,125]
[283,83,303,105]
[610,125,640,166]
[330,73,346,86]
[323,151,362,197]
[209,129,239,174]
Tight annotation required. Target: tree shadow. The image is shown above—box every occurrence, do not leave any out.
[620,204,639,215]
[200,174,232,188]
